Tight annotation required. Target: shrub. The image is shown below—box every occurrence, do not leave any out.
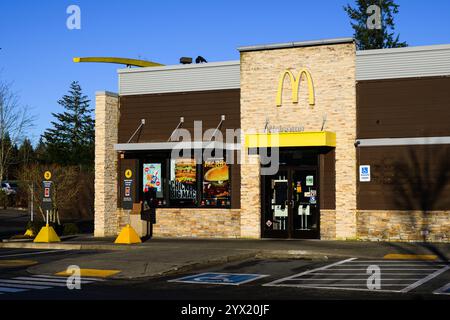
[62,223,79,236]
[25,221,46,235]
[0,190,8,209]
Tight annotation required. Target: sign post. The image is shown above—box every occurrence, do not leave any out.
[115,168,141,244]
[24,183,35,237]
[33,171,61,243]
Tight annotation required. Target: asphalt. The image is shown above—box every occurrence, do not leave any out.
[0,209,29,240]
[1,253,449,301]
[6,238,449,280]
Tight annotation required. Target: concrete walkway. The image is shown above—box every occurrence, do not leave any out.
[13,238,450,280]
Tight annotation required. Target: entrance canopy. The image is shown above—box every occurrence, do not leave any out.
[245,131,336,148]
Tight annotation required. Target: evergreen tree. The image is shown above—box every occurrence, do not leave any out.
[344,0,407,50]
[34,137,48,164]
[17,138,35,165]
[42,81,94,166]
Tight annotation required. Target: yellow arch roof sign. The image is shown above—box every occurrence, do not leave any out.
[73,57,164,68]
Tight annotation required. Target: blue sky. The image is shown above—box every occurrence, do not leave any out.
[1,0,450,144]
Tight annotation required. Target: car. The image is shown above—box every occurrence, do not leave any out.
[1,182,17,196]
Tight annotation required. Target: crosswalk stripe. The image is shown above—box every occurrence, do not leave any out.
[327,268,440,271]
[0,282,50,290]
[0,287,28,293]
[33,275,106,282]
[0,274,106,295]
[0,279,68,287]
[288,278,422,281]
[13,277,95,284]
[343,264,448,267]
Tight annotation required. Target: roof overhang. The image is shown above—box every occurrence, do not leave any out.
[245,132,336,148]
[114,141,241,152]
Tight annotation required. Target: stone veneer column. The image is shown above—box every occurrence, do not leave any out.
[240,153,261,238]
[94,91,120,237]
[240,42,357,240]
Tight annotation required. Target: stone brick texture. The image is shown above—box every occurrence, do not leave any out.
[94,93,120,237]
[240,43,357,239]
[152,208,241,238]
[357,210,450,242]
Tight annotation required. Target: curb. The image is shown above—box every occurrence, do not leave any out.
[0,242,146,251]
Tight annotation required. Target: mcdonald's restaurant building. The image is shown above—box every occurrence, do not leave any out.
[94,38,450,242]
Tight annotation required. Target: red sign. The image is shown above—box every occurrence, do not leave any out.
[44,188,50,198]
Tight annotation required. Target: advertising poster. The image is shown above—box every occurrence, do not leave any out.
[202,159,230,206]
[143,163,162,197]
[170,158,197,200]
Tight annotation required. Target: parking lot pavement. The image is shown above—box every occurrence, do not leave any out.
[0,274,105,296]
[264,258,450,293]
[433,283,450,296]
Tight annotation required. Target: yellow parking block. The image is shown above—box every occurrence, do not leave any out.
[55,269,121,278]
[0,260,38,268]
[383,254,437,260]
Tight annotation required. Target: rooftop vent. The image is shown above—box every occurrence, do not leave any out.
[180,57,192,64]
[196,56,207,64]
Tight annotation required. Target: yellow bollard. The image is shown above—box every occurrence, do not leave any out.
[33,224,61,243]
[114,224,142,244]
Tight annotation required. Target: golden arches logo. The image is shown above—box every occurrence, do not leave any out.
[276,69,315,107]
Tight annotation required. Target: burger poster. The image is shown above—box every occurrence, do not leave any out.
[143,163,162,196]
[169,158,197,200]
[202,159,230,205]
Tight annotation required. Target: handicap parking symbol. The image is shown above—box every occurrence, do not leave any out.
[169,273,268,286]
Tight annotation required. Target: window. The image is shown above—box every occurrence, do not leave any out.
[143,163,163,198]
[169,158,198,206]
[139,153,232,208]
[201,158,231,207]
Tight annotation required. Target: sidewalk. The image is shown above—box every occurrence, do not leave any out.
[10,237,449,280]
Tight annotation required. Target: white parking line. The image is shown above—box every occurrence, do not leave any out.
[0,282,51,290]
[433,283,450,296]
[33,274,106,282]
[263,258,357,287]
[264,258,450,293]
[0,275,105,296]
[0,287,27,293]
[0,279,68,287]
[0,250,70,258]
[400,265,450,293]
[13,277,95,284]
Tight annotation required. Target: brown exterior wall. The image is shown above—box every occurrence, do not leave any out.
[320,149,336,210]
[357,76,450,139]
[355,76,450,242]
[357,145,450,211]
[118,89,240,143]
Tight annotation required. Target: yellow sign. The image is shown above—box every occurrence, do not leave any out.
[276,69,315,107]
[125,169,133,179]
[44,171,52,180]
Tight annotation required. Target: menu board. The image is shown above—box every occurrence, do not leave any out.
[169,158,197,200]
[202,159,230,206]
[143,163,162,197]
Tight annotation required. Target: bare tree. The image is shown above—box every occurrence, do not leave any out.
[18,163,80,224]
[0,79,34,181]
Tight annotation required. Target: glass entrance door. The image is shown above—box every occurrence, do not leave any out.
[262,169,289,238]
[291,169,320,239]
[262,166,320,239]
